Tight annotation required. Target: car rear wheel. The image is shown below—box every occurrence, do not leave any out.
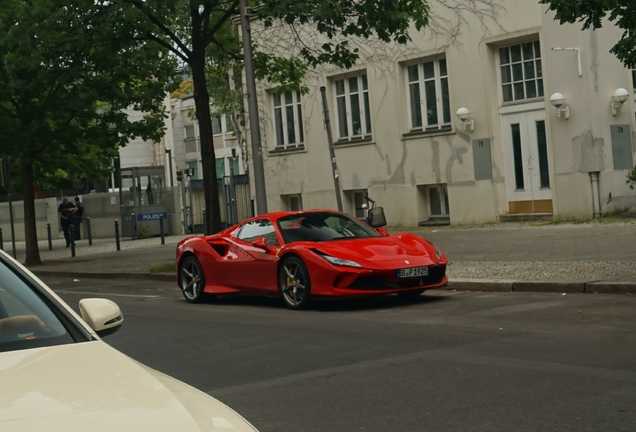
[397,289,425,298]
[279,256,311,310]
[179,256,209,303]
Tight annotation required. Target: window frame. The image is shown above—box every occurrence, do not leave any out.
[272,90,304,149]
[497,40,544,105]
[184,124,197,140]
[333,74,372,142]
[211,114,235,136]
[428,184,450,217]
[405,57,451,131]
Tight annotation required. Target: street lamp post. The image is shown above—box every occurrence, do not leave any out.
[239,0,268,214]
[165,147,174,188]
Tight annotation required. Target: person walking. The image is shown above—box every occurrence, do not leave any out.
[58,197,75,247]
[73,196,84,240]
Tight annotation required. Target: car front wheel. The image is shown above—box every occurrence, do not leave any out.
[279,256,311,310]
[179,256,209,303]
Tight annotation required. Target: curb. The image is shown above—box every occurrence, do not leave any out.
[446,278,636,294]
[30,272,636,295]
[31,270,175,283]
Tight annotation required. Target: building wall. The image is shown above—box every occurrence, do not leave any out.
[245,1,636,225]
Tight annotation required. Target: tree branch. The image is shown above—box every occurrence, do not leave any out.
[124,0,192,59]
[202,0,239,47]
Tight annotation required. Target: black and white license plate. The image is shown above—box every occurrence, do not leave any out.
[397,266,428,278]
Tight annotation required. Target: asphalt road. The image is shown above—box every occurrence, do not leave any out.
[42,276,636,432]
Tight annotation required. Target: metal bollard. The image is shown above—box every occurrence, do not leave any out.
[160,215,165,245]
[87,217,92,246]
[115,219,120,251]
[131,213,136,240]
[70,225,76,257]
[0,227,3,250]
[47,223,52,250]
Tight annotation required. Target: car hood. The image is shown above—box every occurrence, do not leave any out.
[313,234,436,263]
[0,341,257,432]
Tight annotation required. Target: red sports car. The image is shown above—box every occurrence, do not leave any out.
[176,210,448,309]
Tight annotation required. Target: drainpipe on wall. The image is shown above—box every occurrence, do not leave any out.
[589,171,601,218]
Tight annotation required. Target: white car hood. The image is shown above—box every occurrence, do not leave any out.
[0,341,256,431]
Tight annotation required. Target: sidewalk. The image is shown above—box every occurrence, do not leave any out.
[10,218,636,294]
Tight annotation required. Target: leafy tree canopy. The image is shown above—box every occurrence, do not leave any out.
[0,0,177,264]
[540,0,636,67]
[0,0,177,187]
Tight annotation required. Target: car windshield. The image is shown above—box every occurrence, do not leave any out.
[0,257,76,353]
[277,212,381,243]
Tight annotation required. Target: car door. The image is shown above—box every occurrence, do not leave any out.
[227,218,280,293]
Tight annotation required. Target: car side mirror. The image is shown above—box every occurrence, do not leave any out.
[78,298,124,338]
[252,237,270,250]
[376,227,390,236]
[369,207,387,228]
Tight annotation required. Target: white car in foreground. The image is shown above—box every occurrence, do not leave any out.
[0,250,257,431]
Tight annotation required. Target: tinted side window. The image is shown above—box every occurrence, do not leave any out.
[0,262,74,352]
[236,219,279,246]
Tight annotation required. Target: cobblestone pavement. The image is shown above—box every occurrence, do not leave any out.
[398,218,636,282]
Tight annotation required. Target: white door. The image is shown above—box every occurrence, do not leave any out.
[501,110,552,213]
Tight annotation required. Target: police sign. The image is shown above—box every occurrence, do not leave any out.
[137,212,168,221]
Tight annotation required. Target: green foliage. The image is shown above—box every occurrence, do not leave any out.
[256,0,430,69]
[136,224,155,239]
[0,0,178,187]
[150,262,177,273]
[627,166,636,190]
[540,0,636,67]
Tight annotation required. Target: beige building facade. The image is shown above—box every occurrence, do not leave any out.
[247,2,636,226]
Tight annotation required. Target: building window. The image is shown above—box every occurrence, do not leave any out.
[350,190,369,219]
[225,114,235,133]
[500,41,543,103]
[228,156,240,176]
[212,116,222,135]
[187,161,199,180]
[510,124,524,190]
[535,120,550,189]
[273,91,303,149]
[283,194,303,211]
[335,74,372,141]
[212,114,235,136]
[184,124,196,140]
[428,185,449,217]
[406,58,451,130]
[215,158,225,178]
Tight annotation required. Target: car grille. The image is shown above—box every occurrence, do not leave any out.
[347,266,446,290]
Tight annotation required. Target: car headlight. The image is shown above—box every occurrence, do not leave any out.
[435,247,442,260]
[321,255,363,268]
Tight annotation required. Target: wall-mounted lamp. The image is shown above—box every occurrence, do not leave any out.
[550,93,570,119]
[456,107,475,131]
[611,88,629,116]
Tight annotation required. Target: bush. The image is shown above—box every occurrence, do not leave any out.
[627,166,636,190]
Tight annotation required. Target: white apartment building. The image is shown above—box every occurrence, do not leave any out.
[118,96,245,187]
[244,2,636,226]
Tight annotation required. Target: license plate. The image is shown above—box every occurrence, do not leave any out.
[397,266,428,278]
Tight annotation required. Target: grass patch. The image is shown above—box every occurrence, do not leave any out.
[150,262,176,273]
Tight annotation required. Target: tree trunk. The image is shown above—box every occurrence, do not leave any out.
[21,162,42,266]
[190,51,223,234]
